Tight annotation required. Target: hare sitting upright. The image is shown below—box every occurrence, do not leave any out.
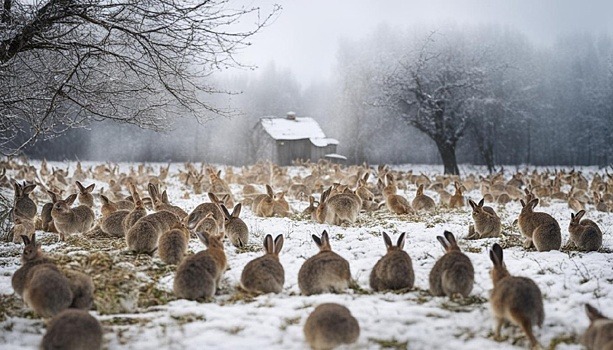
[51,194,95,241]
[220,204,249,248]
[567,210,602,252]
[518,198,561,251]
[12,181,37,221]
[412,184,436,212]
[75,181,95,208]
[429,231,474,298]
[240,234,284,294]
[467,198,501,239]
[298,230,351,296]
[369,232,414,292]
[489,243,544,349]
[173,231,227,300]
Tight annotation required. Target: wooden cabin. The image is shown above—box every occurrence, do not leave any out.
[252,112,342,165]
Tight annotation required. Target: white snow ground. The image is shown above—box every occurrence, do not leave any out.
[0,162,611,350]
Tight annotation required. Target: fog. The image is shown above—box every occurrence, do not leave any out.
[24,0,613,168]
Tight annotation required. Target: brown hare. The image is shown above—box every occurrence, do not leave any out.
[51,194,95,241]
[412,184,436,212]
[369,232,414,292]
[11,234,54,297]
[304,303,360,350]
[240,234,284,294]
[467,198,501,239]
[582,304,613,350]
[568,210,602,252]
[75,181,95,208]
[489,243,544,349]
[220,203,249,248]
[518,198,561,251]
[186,193,225,231]
[158,222,190,265]
[173,231,227,300]
[298,230,351,296]
[383,174,413,215]
[125,210,180,255]
[429,231,474,298]
[41,309,103,350]
[12,181,37,221]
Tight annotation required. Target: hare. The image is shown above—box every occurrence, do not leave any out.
[51,194,95,241]
[489,243,544,349]
[429,231,474,298]
[148,183,188,219]
[41,309,103,350]
[64,270,95,310]
[100,184,147,238]
[11,234,54,297]
[12,181,37,221]
[40,190,59,233]
[567,210,602,252]
[369,232,414,292]
[467,198,501,239]
[593,192,609,213]
[298,230,351,296]
[518,198,562,251]
[240,234,284,294]
[193,212,220,238]
[302,196,318,217]
[581,304,613,350]
[449,181,465,208]
[122,183,148,230]
[75,181,95,208]
[220,204,249,248]
[324,190,361,226]
[23,264,73,318]
[304,303,360,350]
[383,174,413,215]
[99,194,118,217]
[187,193,225,231]
[10,217,35,244]
[158,222,189,265]
[173,231,227,300]
[412,184,436,212]
[125,210,180,255]
[312,189,330,224]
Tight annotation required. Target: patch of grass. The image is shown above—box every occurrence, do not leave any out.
[349,280,372,295]
[235,244,263,254]
[279,316,301,331]
[440,295,487,312]
[170,313,206,326]
[102,316,152,327]
[223,325,245,335]
[547,333,578,350]
[368,337,408,350]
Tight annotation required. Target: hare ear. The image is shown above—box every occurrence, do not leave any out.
[100,194,110,205]
[478,198,484,207]
[66,194,77,205]
[363,172,370,182]
[274,235,284,254]
[443,231,457,247]
[263,234,274,254]
[436,236,449,250]
[220,204,231,219]
[469,199,477,210]
[13,182,21,196]
[266,185,274,197]
[382,232,392,249]
[162,190,169,204]
[311,234,322,248]
[76,181,85,192]
[217,170,222,177]
[529,198,539,209]
[23,183,36,195]
[208,192,219,204]
[21,235,30,245]
[148,183,157,199]
[309,196,314,205]
[85,184,95,193]
[321,230,330,246]
[397,232,406,249]
[585,304,605,321]
[232,203,242,218]
[196,231,209,247]
[575,210,585,221]
[489,243,503,266]
[520,199,526,207]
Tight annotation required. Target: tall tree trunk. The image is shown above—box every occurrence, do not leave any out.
[436,141,460,175]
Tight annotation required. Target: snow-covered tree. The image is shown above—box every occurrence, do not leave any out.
[0,0,279,155]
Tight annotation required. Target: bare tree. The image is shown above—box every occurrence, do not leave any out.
[0,0,279,155]
[381,33,489,175]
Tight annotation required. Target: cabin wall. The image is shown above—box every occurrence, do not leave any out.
[311,144,337,161]
[275,139,311,165]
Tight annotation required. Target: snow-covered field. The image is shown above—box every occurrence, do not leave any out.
[1,162,612,350]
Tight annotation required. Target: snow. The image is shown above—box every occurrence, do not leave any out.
[0,162,612,350]
[260,117,338,147]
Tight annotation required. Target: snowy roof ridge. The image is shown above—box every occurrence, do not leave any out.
[260,116,335,145]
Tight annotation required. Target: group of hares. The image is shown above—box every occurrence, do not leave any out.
[2,157,612,350]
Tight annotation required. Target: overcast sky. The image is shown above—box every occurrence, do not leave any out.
[232,0,613,84]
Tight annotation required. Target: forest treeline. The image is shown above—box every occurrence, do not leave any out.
[24,24,613,170]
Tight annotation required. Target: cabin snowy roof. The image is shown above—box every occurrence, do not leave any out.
[259,117,338,146]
